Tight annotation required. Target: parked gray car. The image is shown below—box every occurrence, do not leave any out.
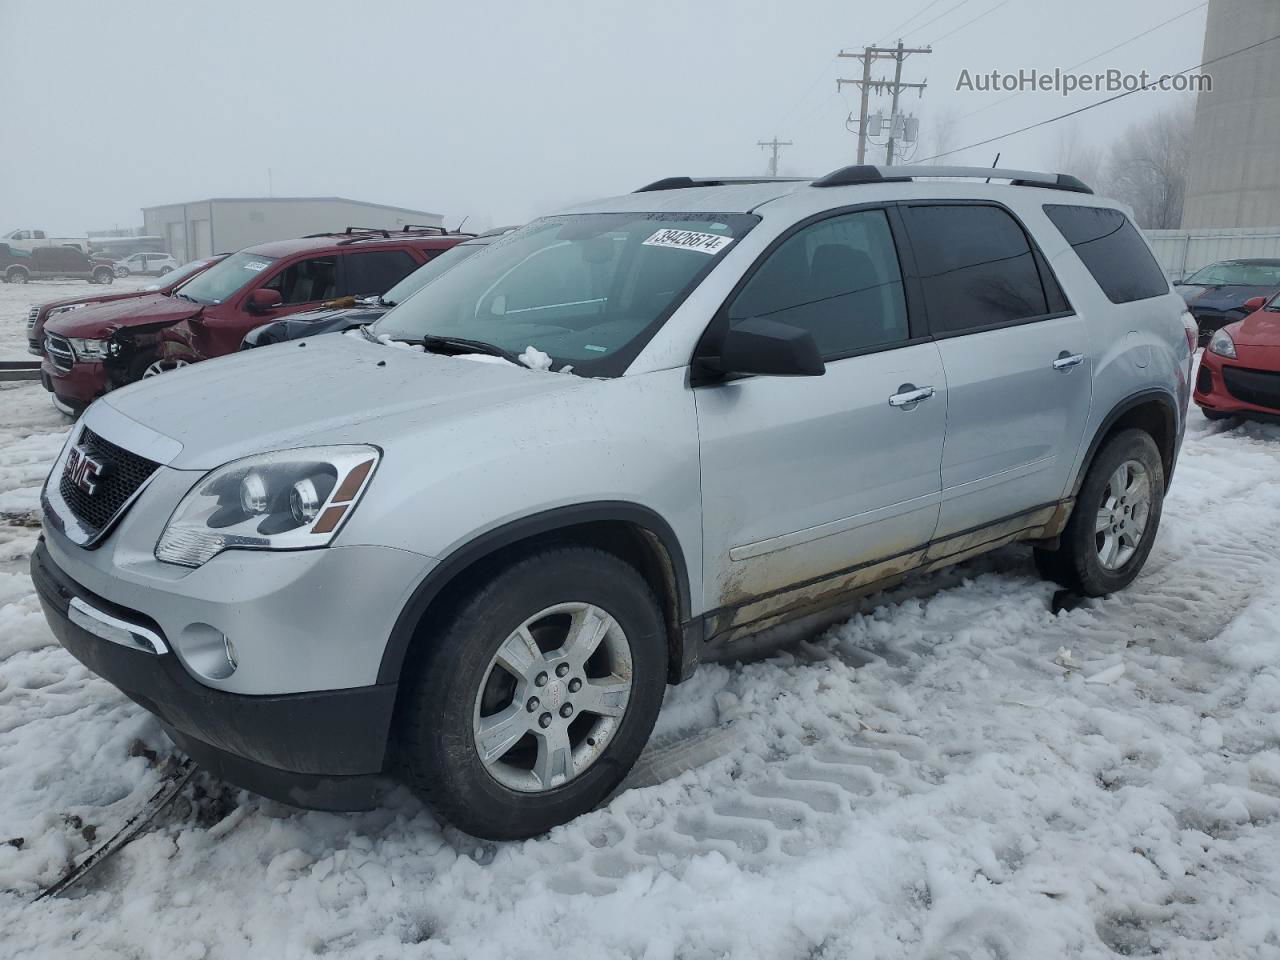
[33,165,1196,839]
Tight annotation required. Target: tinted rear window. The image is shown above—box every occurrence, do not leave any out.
[1043,205,1169,304]
[901,204,1050,334]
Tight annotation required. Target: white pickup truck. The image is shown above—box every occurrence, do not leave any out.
[0,229,90,255]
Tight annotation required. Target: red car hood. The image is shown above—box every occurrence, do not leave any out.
[44,293,201,339]
[1232,308,1280,346]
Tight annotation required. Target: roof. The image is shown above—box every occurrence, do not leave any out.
[141,196,442,219]
[244,232,468,258]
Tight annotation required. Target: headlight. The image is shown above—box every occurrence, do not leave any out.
[67,337,110,361]
[1208,328,1237,359]
[49,303,86,319]
[155,445,380,567]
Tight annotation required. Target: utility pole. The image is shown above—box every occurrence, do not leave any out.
[838,41,930,165]
[757,136,793,176]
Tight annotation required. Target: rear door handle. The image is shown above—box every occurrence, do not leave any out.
[1053,352,1085,371]
[888,384,935,409]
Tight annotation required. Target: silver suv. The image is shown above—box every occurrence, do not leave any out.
[33,166,1196,839]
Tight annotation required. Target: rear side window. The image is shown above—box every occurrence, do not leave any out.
[902,204,1051,335]
[729,209,909,359]
[344,249,419,297]
[1043,205,1169,304]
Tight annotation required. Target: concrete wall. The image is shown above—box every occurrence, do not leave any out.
[1144,225,1280,280]
[1182,0,1280,228]
[142,198,444,260]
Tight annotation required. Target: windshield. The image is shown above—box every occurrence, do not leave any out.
[147,257,213,291]
[1185,262,1280,287]
[372,212,758,376]
[176,251,278,304]
[380,242,489,306]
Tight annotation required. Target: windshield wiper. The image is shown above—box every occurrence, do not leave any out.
[357,324,380,344]
[173,292,198,303]
[420,335,523,366]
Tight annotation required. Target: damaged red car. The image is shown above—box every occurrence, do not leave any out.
[41,228,468,414]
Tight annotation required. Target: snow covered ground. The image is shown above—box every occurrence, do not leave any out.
[2,284,1280,959]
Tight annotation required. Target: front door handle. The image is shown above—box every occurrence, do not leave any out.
[1053,352,1085,371]
[888,384,935,409]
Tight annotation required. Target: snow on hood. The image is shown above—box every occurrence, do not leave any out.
[97,333,579,469]
[42,292,199,339]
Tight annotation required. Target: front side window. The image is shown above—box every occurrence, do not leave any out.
[373,212,758,377]
[903,204,1050,334]
[728,209,909,359]
[264,256,338,305]
[177,251,279,304]
[1044,204,1169,304]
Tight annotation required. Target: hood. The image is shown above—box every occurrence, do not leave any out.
[99,333,580,469]
[1179,283,1276,311]
[1232,307,1280,346]
[44,292,200,339]
[243,305,388,348]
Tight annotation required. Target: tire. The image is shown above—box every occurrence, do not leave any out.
[1201,408,1234,422]
[158,265,172,275]
[129,354,190,382]
[5,267,28,284]
[1041,429,1165,597]
[92,269,114,285]
[116,265,130,278]
[396,546,667,840]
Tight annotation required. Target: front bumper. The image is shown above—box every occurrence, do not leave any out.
[1194,348,1280,420]
[42,356,108,410]
[31,540,396,810]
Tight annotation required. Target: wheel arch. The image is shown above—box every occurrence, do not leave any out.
[1072,389,1180,499]
[378,501,695,689]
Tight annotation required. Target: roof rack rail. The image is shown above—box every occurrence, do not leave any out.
[635,176,809,193]
[813,164,1093,194]
[400,223,448,235]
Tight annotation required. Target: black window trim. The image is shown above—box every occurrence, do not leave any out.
[693,201,932,383]
[896,198,1076,341]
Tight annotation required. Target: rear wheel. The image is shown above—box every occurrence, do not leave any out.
[5,267,28,284]
[92,268,114,285]
[1035,429,1165,597]
[396,547,667,839]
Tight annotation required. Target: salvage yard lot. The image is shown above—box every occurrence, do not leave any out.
[2,282,1280,959]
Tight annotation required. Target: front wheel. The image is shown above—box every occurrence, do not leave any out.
[115,265,130,278]
[130,355,190,382]
[395,547,667,839]
[1036,429,1165,597]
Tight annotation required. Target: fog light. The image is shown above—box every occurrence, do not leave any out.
[177,623,237,680]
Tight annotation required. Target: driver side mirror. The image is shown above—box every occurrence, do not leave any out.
[247,288,284,314]
[701,318,825,378]
[1244,296,1267,313]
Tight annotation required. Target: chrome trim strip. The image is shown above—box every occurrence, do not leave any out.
[68,597,168,655]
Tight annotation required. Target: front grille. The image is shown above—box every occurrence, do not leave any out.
[26,305,39,332]
[45,334,74,372]
[1222,366,1280,411]
[57,426,160,536]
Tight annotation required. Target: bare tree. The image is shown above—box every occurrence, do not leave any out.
[927,107,963,163]
[1103,101,1195,229]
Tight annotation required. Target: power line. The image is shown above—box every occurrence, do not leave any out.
[907,0,975,40]
[929,0,1009,45]
[913,30,1280,164]
[879,0,948,44]
[957,1,1207,121]
[757,136,794,176]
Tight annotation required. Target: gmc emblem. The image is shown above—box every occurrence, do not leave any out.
[66,444,109,496]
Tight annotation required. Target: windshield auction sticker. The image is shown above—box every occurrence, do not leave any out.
[243,260,269,272]
[642,229,734,255]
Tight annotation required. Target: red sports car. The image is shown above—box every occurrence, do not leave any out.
[1194,291,1280,422]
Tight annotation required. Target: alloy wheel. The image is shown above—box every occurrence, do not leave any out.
[472,602,633,793]
[142,358,189,378]
[1095,459,1151,570]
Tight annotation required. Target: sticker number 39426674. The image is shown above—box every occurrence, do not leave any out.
[641,229,735,255]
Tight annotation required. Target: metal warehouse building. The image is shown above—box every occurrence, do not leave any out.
[1182,0,1280,228]
[142,196,444,261]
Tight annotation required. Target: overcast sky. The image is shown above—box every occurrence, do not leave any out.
[0,0,1207,236]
